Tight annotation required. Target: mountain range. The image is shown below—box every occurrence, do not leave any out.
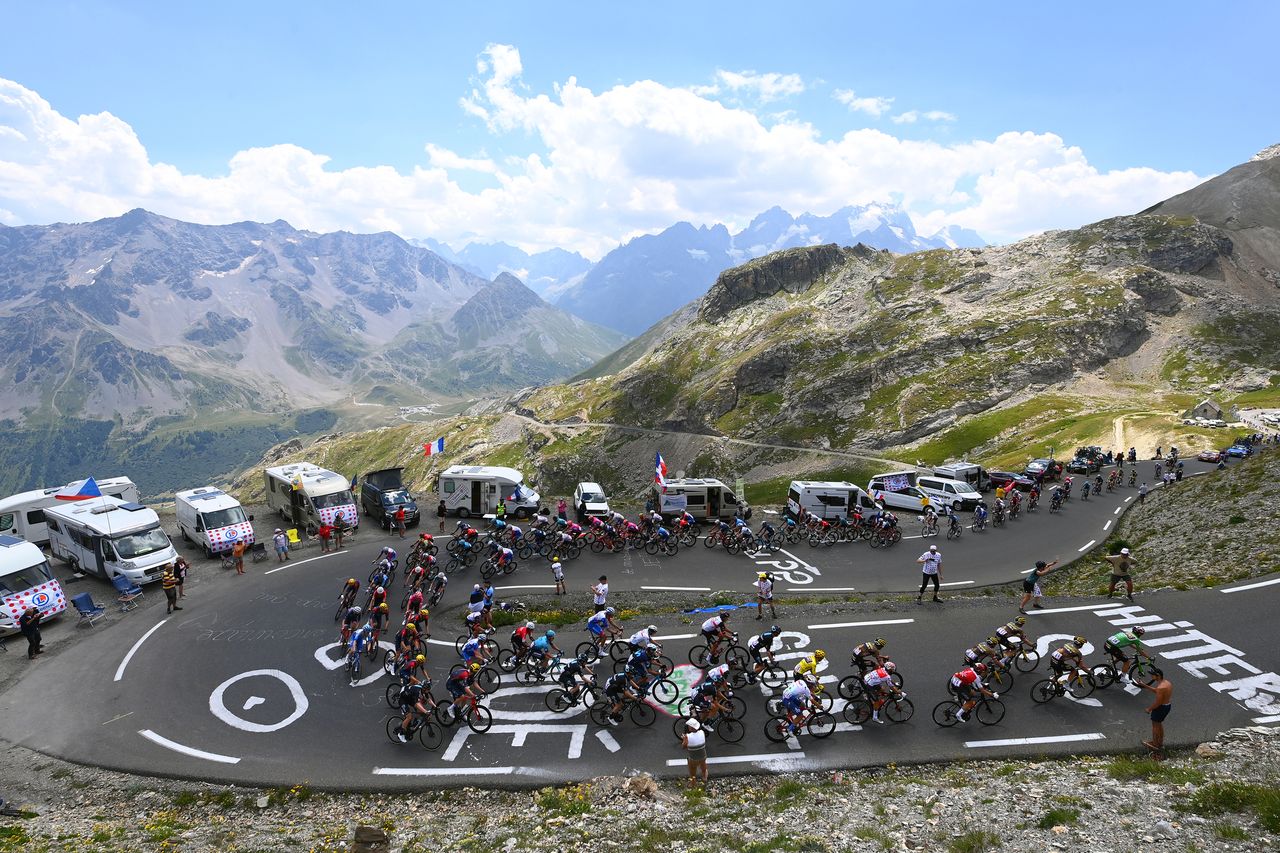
[423,203,984,336]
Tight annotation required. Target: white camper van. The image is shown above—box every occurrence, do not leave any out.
[438,465,541,519]
[264,463,358,534]
[931,462,991,493]
[0,477,140,545]
[785,481,880,520]
[45,497,177,584]
[653,478,746,521]
[175,487,255,558]
[0,534,67,635]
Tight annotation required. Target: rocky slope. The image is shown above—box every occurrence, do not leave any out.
[519,146,1280,466]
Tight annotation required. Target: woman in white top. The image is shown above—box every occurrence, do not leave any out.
[681,718,708,787]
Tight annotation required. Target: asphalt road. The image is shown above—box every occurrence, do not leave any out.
[2,453,1272,790]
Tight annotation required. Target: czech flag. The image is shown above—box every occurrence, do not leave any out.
[655,452,668,493]
[55,477,103,501]
[423,437,445,457]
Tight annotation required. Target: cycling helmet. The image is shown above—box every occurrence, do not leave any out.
[1132,626,1146,636]
[770,624,781,634]
[379,603,389,612]
[350,606,362,616]
[721,611,730,620]
[577,652,591,664]
[347,578,356,585]
[647,643,658,652]
[758,572,767,579]
[875,638,887,648]
[405,623,417,633]
[525,621,535,629]
[973,663,988,674]
[415,654,426,664]
[605,607,616,616]
[814,650,826,661]
[436,572,446,581]
[545,630,556,639]
[375,586,385,596]
[473,584,481,591]
[1014,616,1027,627]
[884,661,896,673]
[1073,636,1087,646]
[470,662,481,672]
[987,636,999,646]
[647,624,658,634]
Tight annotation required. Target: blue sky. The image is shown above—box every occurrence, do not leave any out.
[1,1,1276,255]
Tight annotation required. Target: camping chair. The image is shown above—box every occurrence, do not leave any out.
[251,542,268,563]
[70,592,107,628]
[110,574,143,612]
[286,528,302,550]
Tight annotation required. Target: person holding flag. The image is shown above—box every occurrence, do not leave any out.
[655,452,668,493]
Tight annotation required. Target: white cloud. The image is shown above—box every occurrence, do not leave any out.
[0,49,1208,256]
[706,70,805,103]
[892,109,957,124]
[833,89,894,118]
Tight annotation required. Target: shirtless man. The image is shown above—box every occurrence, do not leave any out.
[1137,668,1173,758]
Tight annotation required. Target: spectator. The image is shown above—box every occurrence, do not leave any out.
[18,606,43,660]
[437,500,447,532]
[552,559,565,595]
[394,505,407,539]
[681,718,708,788]
[317,521,333,553]
[556,498,567,521]
[1018,559,1056,613]
[273,528,290,562]
[1137,668,1173,759]
[916,545,943,603]
[333,513,348,549]
[495,499,506,519]
[1105,548,1137,602]
[592,575,609,608]
[173,556,190,599]
[756,571,776,620]
[1138,482,1148,505]
[231,538,247,574]
[162,566,182,613]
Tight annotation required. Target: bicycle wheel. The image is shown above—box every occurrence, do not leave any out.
[975,698,1006,726]
[676,696,693,718]
[932,701,961,727]
[479,562,495,581]
[479,638,499,658]
[672,715,694,740]
[630,702,657,727]
[382,649,397,676]
[761,664,787,690]
[717,718,745,743]
[454,635,469,655]
[644,540,659,555]
[688,645,711,667]
[589,702,612,727]
[545,688,573,713]
[475,667,500,694]
[703,534,718,549]
[1068,671,1096,699]
[986,667,1013,693]
[1014,649,1040,673]
[385,683,404,708]
[1090,663,1119,689]
[885,697,914,723]
[497,649,519,673]
[843,699,872,725]
[837,675,864,700]
[724,645,750,671]
[417,719,444,751]
[763,716,790,743]
[590,539,606,554]
[1031,679,1057,704]
[608,640,631,662]
[465,704,493,733]
[386,716,408,744]
[576,641,601,664]
[807,712,837,738]
[649,677,678,705]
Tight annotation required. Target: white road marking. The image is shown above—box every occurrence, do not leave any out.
[642,586,711,591]
[210,670,310,733]
[1124,496,1133,503]
[373,766,521,777]
[442,724,586,761]
[425,638,455,647]
[664,752,809,766]
[807,618,914,630]
[114,619,168,682]
[243,696,265,711]
[1114,507,1122,516]
[832,722,863,733]
[100,712,134,726]
[1103,521,1111,531]
[1222,577,1280,594]
[654,633,696,641]
[1251,714,1280,725]
[138,729,241,764]
[1026,604,1125,615]
[264,551,339,574]
[964,732,1105,749]
[786,587,858,592]
[1077,540,1096,552]
[496,585,556,590]
[595,730,621,752]
[939,580,974,587]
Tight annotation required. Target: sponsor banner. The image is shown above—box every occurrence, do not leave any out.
[659,494,687,512]
[320,505,358,527]
[207,522,256,552]
[2,579,68,621]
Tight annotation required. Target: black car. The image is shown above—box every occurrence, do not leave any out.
[987,471,1036,492]
[1023,458,1062,483]
[1066,455,1102,474]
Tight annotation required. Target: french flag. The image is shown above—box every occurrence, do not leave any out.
[655,452,668,493]
[55,477,103,501]
[423,438,445,457]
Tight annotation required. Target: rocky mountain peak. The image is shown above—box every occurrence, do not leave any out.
[698,243,854,322]
[1252,143,1280,162]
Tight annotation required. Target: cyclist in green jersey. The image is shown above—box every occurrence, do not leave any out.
[1102,626,1150,681]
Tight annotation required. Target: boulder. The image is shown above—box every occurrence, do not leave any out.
[623,773,659,798]
[1194,742,1223,758]
[349,825,390,853]
[1122,267,1183,315]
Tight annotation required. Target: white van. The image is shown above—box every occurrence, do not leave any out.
[0,477,140,545]
[915,475,983,512]
[931,462,991,493]
[438,465,541,519]
[867,472,931,514]
[45,497,177,584]
[653,478,746,521]
[264,463,358,533]
[0,534,67,635]
[573,482,611,520]
[786,481,879,520]
[175,487,255,558]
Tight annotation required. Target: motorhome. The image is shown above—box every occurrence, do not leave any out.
[45,497,177,585]
[653,478,746,521]
[0,477,139,545]
[438,465,541,519]
[174,487,255,558]
[931,462,991,493]
[785,481,879,520]
[866,471,932,514]
[0,534,67,635]
[264,463,358,533]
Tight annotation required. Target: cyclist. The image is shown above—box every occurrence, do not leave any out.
[428,571,448,606]
[463,609,486,640]
[394,622,421,658]
[973,502,989,528]
[625,644,657,693]
[1049,636,1088,686]
[1104,626,1151,682]
[507,523,524,544]
[746,625,781,685]
[397,652,427,687]
[339,577,360,609]
[369,563,391,593]
[602,671,640,726]
[699,612,733,664]
[404,586,425,619]
[652,524,673,550]
[587,607,622,652]
[346,622,373,686]
[921,504,939,535]
[949,663,997,722]
[370,602,390,646]
[628,624,660,653]
[510,620,536,661]
[529,629,561,671]
[376,546,398,568]
[394,678,435,742]
[405,561,427,593]
[994,616,1030,666]
[863,662,902,724]
[964,637,1001,669]
[340,604,363,645]
[557,652,596,703]
[781,674,815,733]
[851,638,888,675]
[794,649,825,686]
[458,633,491,670]
[368,585,387,612]
[442,663,486,723]
[495,546,515,573]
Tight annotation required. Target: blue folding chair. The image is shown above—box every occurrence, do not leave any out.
[110,574,143,612]
[70,592,106,628]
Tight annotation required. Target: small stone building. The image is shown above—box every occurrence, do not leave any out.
[1186,399,1225,420]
